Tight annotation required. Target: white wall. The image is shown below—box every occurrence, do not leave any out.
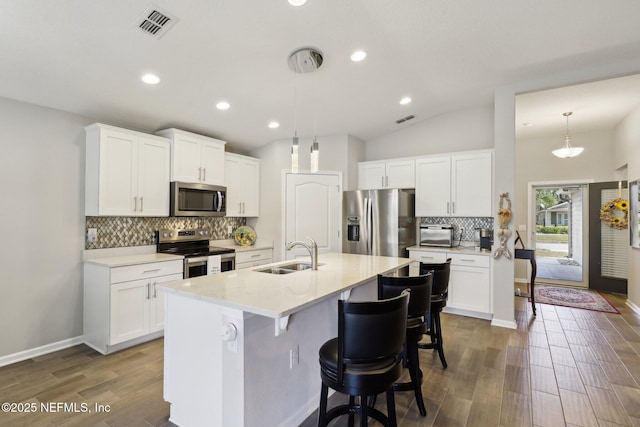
[514,129,617,280]
[365,105,494,160]
[0,97,91,358]
[614,103,640,310]
[494,58,640,327]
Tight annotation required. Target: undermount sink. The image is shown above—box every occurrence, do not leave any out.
[256,267,297,275]
[255,262,322,274]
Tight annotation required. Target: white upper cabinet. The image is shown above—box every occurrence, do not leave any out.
[415,156,451,216]
[85,123,170,217]
[156,128,226,185]
[416,150,493,217]
[358,159,415,189]
[224,153,260,217]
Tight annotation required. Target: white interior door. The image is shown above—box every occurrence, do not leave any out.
[284,172,341,260]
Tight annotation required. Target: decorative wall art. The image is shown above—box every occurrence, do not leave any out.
[494,192,512,259]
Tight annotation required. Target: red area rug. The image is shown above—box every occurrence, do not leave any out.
[531,285,620,314]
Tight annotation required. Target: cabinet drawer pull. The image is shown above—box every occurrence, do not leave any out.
[420,256,435,260]
[251,254,261,258]
[134,196,138,211]
[153,282,157,299]
[140,196,143,212]
[198,167,202,180]
[143,269,161,274]
[203,168,206,181]
[460,258,476,262]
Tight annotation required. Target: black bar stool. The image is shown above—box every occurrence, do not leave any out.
[419,258,451,369]
[318,291,410,427]
[378,273,433,417]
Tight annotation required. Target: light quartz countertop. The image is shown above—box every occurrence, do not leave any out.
[408,243,492,256]
[210,239,273,252]
[83,252,184,267]
[157,253,412,319]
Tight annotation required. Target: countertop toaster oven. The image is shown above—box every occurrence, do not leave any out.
[419,224,454,247]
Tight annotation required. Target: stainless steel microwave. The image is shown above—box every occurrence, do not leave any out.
[170,182,226,217]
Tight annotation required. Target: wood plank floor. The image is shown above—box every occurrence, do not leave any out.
[1,293,639,427]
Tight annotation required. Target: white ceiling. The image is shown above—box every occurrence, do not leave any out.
[516,73,640,140]
[2,1,640,151]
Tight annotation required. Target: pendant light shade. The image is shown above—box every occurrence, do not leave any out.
[310,137,319,173]
[552,112,584,158]
[288,47,323,173]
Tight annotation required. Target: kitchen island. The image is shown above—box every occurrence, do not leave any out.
[157,253,412,427]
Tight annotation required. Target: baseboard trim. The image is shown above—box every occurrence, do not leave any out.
[0,336,84,367]
[626,299,640,315]
[491,318,517,329]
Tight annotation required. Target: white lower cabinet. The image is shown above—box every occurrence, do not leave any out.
[235,248,273,270]
[409,249,492,319]
[84,259,183,354]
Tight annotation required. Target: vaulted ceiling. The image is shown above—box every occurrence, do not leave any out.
[2,1,640,151]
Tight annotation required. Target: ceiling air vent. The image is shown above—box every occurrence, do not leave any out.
[395,115,415,124]
[136,5,178,39]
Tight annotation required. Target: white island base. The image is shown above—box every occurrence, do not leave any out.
[159,253,411,427]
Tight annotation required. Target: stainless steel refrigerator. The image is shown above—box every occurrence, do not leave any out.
[342,189,416,257]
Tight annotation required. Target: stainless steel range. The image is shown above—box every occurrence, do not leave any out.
[156,229,235,278]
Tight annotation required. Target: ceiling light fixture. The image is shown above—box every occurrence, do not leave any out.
[141,73,160,85]
[216,101,230,110]
[350,50,367,62]
[399,97,412,105]
[268,121,280,129]
[288,0,307,6]
[288,47,323,173]
[552,112,584,158]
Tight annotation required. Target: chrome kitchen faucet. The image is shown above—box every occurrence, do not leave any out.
[286,237,319,270]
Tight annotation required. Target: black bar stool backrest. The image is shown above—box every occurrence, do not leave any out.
[377,273,433,319]
[338,291,409,371]
[419,258,451,301]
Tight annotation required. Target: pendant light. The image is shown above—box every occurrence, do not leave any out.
[288,47,323,173]
[552,112,584,158]
[291,70,299,173]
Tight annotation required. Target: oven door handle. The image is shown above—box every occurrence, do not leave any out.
[185,256,208,264]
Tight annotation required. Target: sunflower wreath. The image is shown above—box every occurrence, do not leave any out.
[600,197,629,230]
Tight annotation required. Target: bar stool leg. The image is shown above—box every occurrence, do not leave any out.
[359,395,368,427]
[386,390,398,427]
[348,396,355,427]
[433,311,447,369]
[407,341,427,416]
[318,382,329,427]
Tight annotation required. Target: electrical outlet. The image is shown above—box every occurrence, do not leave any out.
[227,225,233,234]
[87,228,97,243]
[289,345,299,369]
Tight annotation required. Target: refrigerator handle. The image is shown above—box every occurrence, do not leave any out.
[363,197,368,254]
[367,196,374,255]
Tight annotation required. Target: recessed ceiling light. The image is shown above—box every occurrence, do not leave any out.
[268,121,280,129]
[288,0,307,6]
[216,101,230,110]
[399,97,412,105]
[141,73,160,85]
[350,50,367,62]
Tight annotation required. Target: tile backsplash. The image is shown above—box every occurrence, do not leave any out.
[420,217,493,242]
[85,216,246,249]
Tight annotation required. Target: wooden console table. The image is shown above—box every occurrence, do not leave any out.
[515,249,537,315]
